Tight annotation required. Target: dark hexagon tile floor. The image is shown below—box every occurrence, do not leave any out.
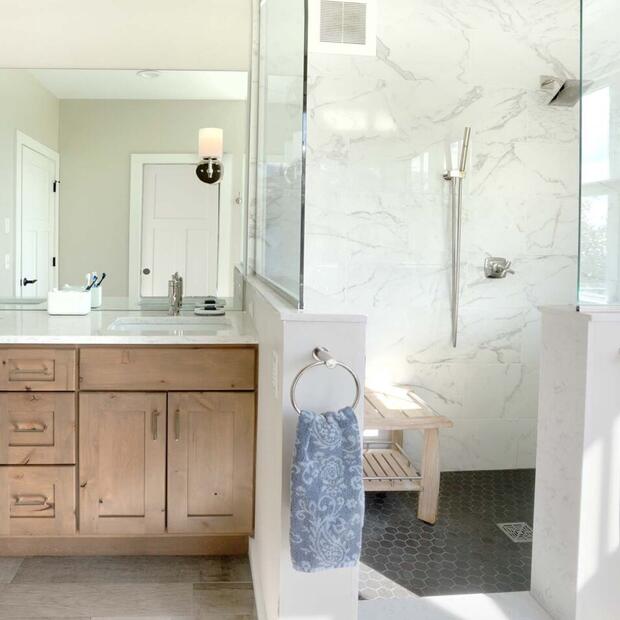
[361,469,535,598]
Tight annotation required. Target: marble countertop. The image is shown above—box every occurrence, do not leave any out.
[0,309,258,344]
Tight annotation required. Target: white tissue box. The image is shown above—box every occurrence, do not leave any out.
[47,289,91,315]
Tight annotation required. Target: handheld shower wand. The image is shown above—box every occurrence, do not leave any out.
[459,127,471,173]
[443,127,471,347]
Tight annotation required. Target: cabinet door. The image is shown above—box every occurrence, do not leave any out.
[79,393,166,534]
[167,392,255,534]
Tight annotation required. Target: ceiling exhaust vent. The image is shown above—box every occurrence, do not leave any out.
[309,0,377,56]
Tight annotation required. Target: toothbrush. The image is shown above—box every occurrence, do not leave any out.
[96,272,107,287]
[86,275,98,291]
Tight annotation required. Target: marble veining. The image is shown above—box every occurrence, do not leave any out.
[303,0,580,470]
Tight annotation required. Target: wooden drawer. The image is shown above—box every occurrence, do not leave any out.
[79,347,256,391]
[0,466,76,536]
[0,393,76,465]
[0,348,76,391]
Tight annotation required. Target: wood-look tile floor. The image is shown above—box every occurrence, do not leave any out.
[0,556,256,619]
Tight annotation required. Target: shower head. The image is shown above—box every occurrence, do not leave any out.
[459,127,471,173]
[540,75,592,107]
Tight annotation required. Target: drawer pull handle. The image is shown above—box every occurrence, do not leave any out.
[12,422,47,433]
[174,410,181,441]
[151,410,160,441]
[14,494,51,510]
[11,367,51,376]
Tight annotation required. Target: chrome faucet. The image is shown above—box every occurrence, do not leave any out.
[168,272,183,315]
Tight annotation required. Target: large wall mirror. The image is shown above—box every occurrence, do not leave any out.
[0,68,248,309]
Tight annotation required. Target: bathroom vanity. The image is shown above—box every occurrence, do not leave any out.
[0,311,258,555]
[0,63,258,556]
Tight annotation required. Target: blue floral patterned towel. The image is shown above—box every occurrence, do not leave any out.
[290,406,364,572]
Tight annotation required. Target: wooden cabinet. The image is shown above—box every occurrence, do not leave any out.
[167,392,255,534]
[0,344,257,554]
[79,393,166,535]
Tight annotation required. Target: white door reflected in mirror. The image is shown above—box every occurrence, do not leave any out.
[139,162,219,298]
[16,133,59,299]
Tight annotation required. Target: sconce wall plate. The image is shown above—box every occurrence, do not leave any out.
[196,158,223,184]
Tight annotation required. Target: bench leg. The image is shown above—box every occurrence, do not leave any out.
[418,428,440,524]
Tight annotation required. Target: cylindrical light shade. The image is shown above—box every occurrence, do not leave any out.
[198,128,223,159]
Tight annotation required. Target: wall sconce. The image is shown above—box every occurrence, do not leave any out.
[196,128,224,184]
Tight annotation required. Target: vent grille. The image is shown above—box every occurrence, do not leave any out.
[320,0,367,46]
[497,522,533,543]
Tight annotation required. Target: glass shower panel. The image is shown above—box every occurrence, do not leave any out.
[255,0,306,306]
[580,0,620,305]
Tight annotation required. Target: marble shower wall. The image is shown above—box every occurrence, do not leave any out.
[303,0,580,470]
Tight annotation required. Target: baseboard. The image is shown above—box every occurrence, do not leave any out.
[249,538,269,620]
[0,534,248,556]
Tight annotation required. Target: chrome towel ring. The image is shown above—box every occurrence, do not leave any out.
[290,346,361,415]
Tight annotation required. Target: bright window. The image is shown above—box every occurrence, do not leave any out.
[582,87,610,184]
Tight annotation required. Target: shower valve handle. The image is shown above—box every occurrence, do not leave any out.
[485,257,515,279]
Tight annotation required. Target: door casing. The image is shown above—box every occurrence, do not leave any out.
[14,131,59,297]
[128,153,233,303]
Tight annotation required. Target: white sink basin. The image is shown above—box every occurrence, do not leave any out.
[107,316,231,332]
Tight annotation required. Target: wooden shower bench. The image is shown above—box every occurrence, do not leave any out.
[363,388,453,524]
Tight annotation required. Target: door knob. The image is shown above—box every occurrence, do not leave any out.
[142,268,151,275]
[22,278,38,286]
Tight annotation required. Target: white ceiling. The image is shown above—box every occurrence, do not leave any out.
[28,69,248,101]
[0,0,251,71]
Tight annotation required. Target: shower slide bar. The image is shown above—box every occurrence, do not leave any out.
[443,127,472,347]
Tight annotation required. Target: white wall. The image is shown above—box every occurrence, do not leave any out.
[248,278,285,620]
[0,69,59,297]
[533,308,620,620]
[303,0,580,471]
[246,276,366,620]
[0,0,251,71]
[57,98,247,296]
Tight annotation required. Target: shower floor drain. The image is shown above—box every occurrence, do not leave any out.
[497,522,533,543]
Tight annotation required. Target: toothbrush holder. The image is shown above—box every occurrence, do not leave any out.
[90,286,103,308]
